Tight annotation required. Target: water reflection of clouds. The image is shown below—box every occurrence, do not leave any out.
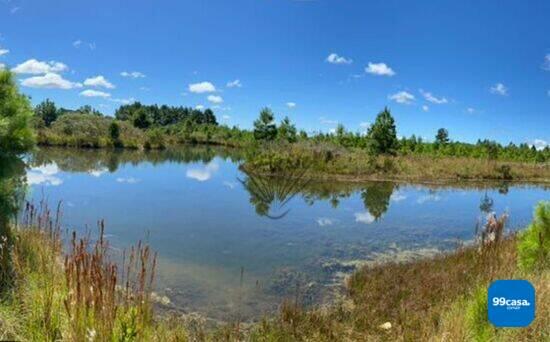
[390,191,407,202]
[354,211,375,224]
[317,217,335,226]
[186,161,219,182]
[26,163,62,186]
[416,193,442,204]
[116,177,140,184]
[89,168,108,177]
[223,181,237,189]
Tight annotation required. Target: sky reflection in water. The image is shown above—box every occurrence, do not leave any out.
[23,147,549,321]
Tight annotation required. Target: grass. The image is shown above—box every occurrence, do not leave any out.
[242,142,550,183]
[1,201,548,341]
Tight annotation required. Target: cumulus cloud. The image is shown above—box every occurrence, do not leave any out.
[365,62,395,76]
[530,139,548,151]
[0,48,9,56]
[79,89,111,98]
[326,53,352,65]
[286,102,296,108]
[355,212,375,224]
[222,114,231,120]
[422,105,429,112]
[188,81,216,93]
[21,73,82,89]
[388,91,415,104]
[419,89,448,104]
[120,71,145,78]
[12,59,68,74]
[195,105,205,110]
[417,193,441,204]
[490,83,508,96]
[226,79,242,88]
[390,191,407,202]
[84,75,115,89]
[207,95,223,104]
[186,162,219,182]
[72,40,82,48]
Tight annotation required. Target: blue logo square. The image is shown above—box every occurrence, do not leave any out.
[488,280,535,327]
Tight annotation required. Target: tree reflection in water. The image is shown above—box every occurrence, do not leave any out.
[360,182,396,221]
[239,168,312,219]
[0,154,27,292]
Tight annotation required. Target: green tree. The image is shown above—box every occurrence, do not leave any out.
[203,108,218,125]
[253,107,277,141]
[132,108,152,129]
[367,107,398,155]
[0,70,35,154]
[277,116,297,143]
[34,98,58,127]
[109,121,121,146]
[435,128,449,145]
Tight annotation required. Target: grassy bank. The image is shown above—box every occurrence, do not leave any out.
[1,202,548,341]
[241,143,550,183]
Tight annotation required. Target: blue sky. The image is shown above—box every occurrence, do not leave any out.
[0,0,549,147]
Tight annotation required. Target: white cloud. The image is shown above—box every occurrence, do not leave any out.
[120,71,146,78]
[286,102,296,108]
[354,212,375,224]
[186,162,219,182]
[12,59,68,74]
[359,122,370,134]
[223,181,237,189]
[422,105,429,112]
[207,95,223,104]
[417,194,441,204]
[466,107,476,114]
[226,79,242,88]
[189,81,216,93]
[0,48,9,56]
[530,139,548,151]
[26,164,62,186]
[365,62,395,76]
[222,114,231,120]
[84,75,115,89]
[542,54,550,71]
[116,177,140,184]
[21,73,82,89]
[317,218,334,226]
[72,40,82,48]
[0,63,5,70]
[490,83,508,96]
[388,91,415,104]
[320,116,338,125]
[79,89,111,98]
[88,42,96,50]
[195,105,204,110]
[89,168,108,177]
[419,89,448,104]
[390,191,407,202]
[326,53,352,65]
[110,97,136,105]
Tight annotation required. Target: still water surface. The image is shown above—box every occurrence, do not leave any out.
[24,146,548,321]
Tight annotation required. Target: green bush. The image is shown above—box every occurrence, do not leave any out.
[518,201,550,272]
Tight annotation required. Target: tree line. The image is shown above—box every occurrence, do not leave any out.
[23,76,550,162]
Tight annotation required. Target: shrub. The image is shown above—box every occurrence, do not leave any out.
[517,201,550,272]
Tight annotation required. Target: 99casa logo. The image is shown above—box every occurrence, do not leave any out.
[491,296,531,309]
[488,280,535,327]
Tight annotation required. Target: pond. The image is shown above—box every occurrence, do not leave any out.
[21,146,549,322]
